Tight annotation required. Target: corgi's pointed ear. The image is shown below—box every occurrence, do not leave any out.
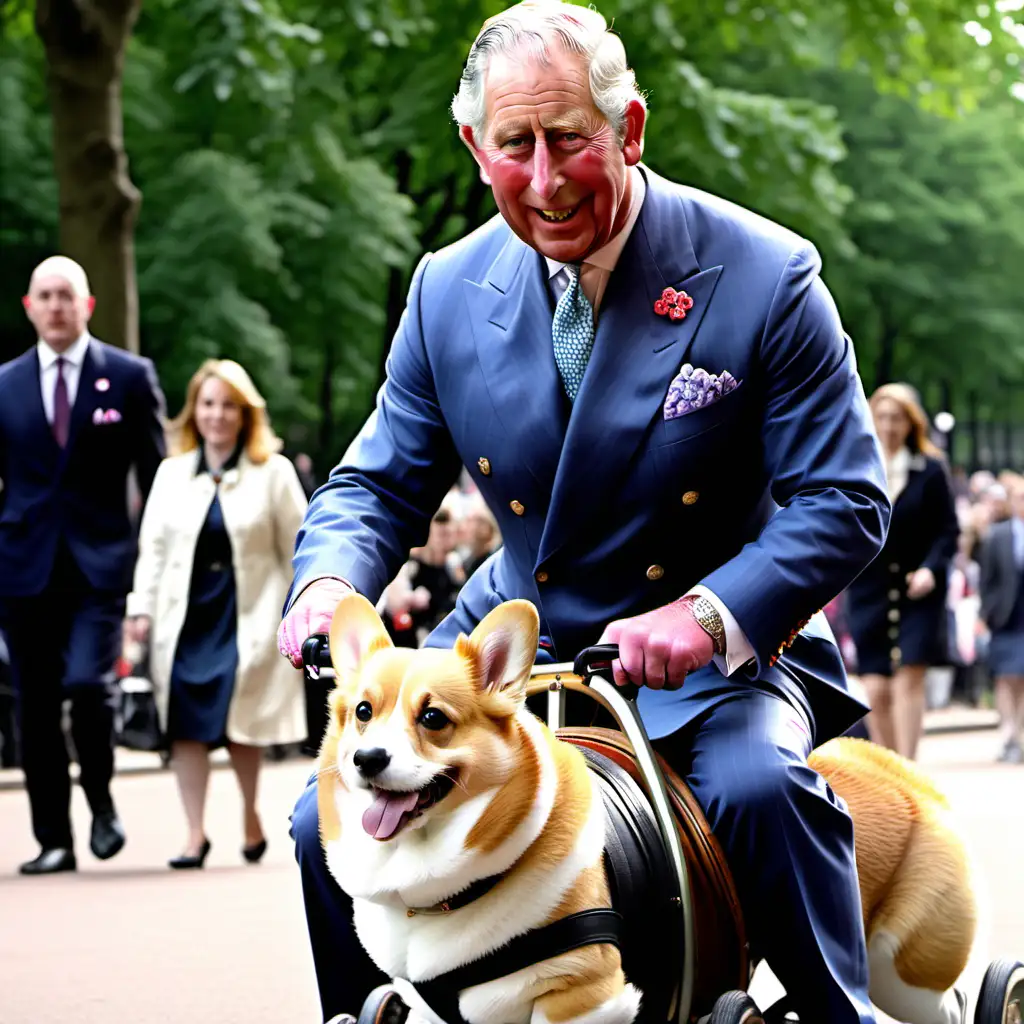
[459,600,539,703]
[328,594,393,678]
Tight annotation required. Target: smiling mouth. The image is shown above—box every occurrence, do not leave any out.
[361,770,458,841]
[535,205,579,223]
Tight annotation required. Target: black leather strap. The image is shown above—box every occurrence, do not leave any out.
[411,908,623,1024]
[404,871,507,916]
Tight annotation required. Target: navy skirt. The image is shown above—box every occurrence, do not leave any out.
[167,494,238,746]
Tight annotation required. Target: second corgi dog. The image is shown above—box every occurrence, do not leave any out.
[318,594,640,1024]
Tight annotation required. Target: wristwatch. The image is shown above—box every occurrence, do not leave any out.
[685,595,727,656]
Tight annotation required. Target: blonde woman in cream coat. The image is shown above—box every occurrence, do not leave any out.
[126,359,307,868]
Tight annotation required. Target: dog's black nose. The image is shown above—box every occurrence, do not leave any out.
[353,747,391,778]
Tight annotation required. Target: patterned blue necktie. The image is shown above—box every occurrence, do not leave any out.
[551,263,595,402]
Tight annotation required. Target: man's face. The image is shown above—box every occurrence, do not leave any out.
[23,274,93,351]
[462,46,645,263]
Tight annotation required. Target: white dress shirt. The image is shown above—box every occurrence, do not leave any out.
[544,167,755,674]
[38,333,90,424]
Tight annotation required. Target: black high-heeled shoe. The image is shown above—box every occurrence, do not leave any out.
[169,838,211,870]
[242,838,267,864]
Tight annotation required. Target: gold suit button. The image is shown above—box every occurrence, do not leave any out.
[888,609,900,622]
[889,563,900,573]
[888,626,899,640]
[477,457,491,476]
[646,565,665,581]
[888,589,901,601]
[510,500,525,516]
[891,646,902,661]
[681,490,700,506]
[535,570,549,583]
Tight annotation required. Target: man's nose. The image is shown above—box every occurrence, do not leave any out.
[530,140,563,201]
[353,747,391,778]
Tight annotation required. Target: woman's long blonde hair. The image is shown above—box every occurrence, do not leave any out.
[869,382,942,458]
[168,359,282,464]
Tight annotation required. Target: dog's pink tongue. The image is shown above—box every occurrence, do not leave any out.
[362,790,420,840]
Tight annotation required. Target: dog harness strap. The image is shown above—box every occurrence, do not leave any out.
[410,908,623,1024]
[404,871,507,916]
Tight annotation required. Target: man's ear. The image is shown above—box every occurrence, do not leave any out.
[621,98,646,166]
[21,296,31,314]
[460,125,492,186]
[84,296,96,317]
[328,594,393,679]
[457,600,539,711]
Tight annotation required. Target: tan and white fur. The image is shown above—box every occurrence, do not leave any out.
[811,738,978,1024]
[317,595,641,1024]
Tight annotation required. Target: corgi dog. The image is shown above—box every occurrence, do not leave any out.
[810,738,977,1024]
[317,594,641,1024]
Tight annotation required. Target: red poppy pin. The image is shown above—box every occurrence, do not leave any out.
[654,287,694,322]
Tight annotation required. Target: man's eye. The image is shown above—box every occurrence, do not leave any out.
[419,707,451,731]
[355,701,372,722]
[561,132,580,142]
[502,137,527,149]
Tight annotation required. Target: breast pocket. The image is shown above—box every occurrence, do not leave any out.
[650,382,746,448]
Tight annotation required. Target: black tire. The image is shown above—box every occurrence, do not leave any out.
[357,985,409,1024]
[975,958,1024,1024]
[710,990,765,1024]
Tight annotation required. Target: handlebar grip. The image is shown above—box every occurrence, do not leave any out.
[301,633,331,672]
[572,644,640,702]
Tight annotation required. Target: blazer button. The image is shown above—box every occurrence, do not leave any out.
[478,457,491,476]
[889,562,900,573]
[510,500,525,516]
[888,627,900,640]
[888,609,900,622]
[681,490,700,506]
[535,570,549,583]
[646,565,665,581]
[890,646,902,661]
[888,589,901,601]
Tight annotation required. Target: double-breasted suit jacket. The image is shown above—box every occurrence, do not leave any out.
[129,451,308,746]
[291,167,891,744]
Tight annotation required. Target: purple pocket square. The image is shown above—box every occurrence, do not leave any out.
[664,363,741,420]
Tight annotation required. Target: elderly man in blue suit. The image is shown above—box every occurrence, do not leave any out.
[278,4,891,1021]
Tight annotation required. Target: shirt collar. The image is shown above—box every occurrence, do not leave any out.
[37,332,90,370]
[544,166,647,280]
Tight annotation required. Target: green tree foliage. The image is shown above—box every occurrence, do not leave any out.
[1,0,1022,465]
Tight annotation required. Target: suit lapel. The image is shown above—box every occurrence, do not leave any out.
[538,171,723,565]
[66,339,106,451]
[464,235,567,491]
[16,351,61,457]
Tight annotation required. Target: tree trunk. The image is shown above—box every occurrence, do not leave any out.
[35,0,142,352]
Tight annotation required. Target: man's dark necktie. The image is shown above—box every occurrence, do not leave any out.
[52,356,71,448]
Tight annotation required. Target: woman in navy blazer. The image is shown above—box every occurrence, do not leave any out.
[846,383,960,760]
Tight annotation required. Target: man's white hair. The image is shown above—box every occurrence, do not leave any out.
[451,1,645,144]
[29,256,91,299]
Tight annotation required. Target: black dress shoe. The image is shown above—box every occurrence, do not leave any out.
[169,838,211,870]
[90,811,126,860]
[242,838,267,864]
[19,848,77,875]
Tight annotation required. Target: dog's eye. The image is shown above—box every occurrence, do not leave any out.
[419,708,450,731]
[355,701,373,723]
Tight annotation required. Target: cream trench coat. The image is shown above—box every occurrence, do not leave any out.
[127,450,307,746]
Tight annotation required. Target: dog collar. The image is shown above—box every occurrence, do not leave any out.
[404,871,508,917]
